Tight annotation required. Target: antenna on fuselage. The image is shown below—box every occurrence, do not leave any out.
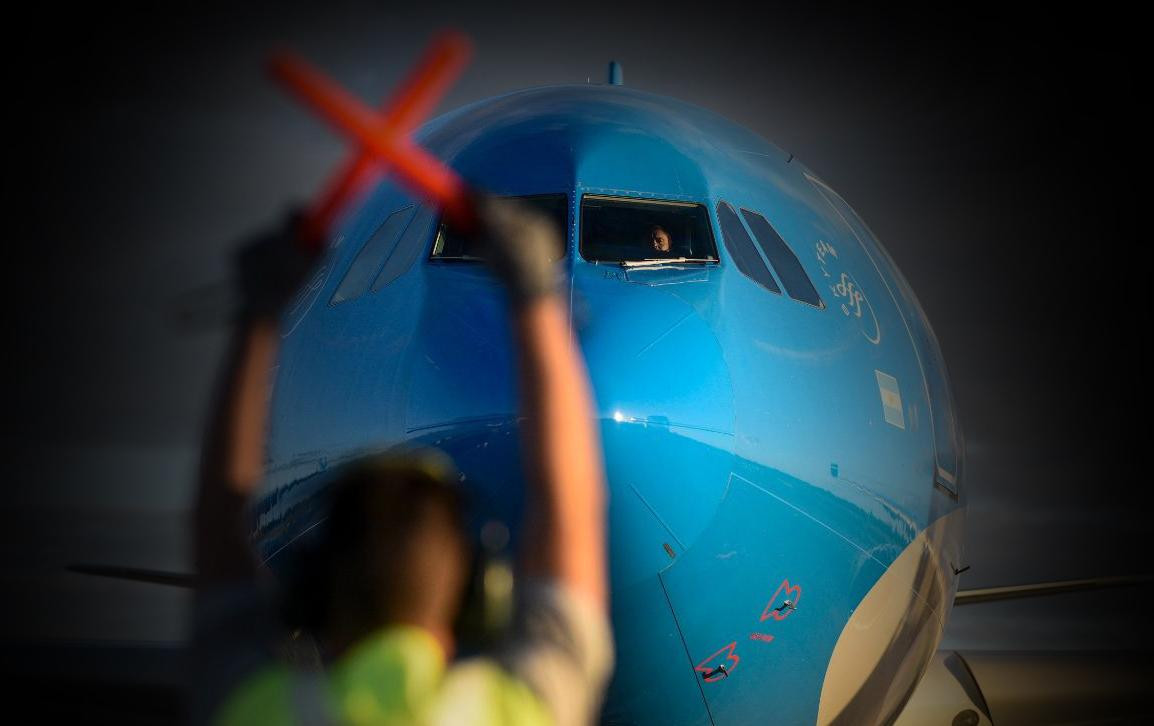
[608,60,624,86]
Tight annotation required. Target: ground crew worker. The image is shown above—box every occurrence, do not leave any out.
[192,196,612,725]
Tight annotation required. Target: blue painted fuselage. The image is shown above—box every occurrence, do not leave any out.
[257,85,965,724]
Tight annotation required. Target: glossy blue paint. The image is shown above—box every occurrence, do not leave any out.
[257,84,965,724]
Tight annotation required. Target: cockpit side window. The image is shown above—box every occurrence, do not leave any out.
[330,206,416,305]
[430,194,568,262]
[372,205,437,292]
[741,208,823,308]
[580,196,718,264]
[716,201,780,294]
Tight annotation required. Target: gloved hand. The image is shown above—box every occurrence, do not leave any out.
[470,194,562,307]
[234,208,321,320]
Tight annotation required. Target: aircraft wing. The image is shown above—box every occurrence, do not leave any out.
[952,575,1152,606]
[896,650,1152,725]
[897,576,1154,725]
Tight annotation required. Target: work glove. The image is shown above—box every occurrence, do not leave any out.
[234,208,320,320]
[470,194,562,308]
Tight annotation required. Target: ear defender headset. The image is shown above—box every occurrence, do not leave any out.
[278,448,515,654]
[387,447,516,651]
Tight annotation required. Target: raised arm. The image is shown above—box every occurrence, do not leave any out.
[474,196,607,611]
[194,317,280,585]
[464,197,612,726]
[194,213,316,586]
[512,298,607,608]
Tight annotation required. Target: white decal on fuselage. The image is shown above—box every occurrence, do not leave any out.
[816,239,880,344]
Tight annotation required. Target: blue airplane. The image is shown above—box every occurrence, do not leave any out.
[48,45,1151,724]
[251,65,969,725]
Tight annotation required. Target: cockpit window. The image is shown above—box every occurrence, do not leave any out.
[430,194,568,262]
[716,201,780,294]
[741,208,823,307]
[372,205,437,292]
[330,206,416,305]
[580,196,718,265]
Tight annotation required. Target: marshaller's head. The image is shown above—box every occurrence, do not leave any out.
[283,450,470,655]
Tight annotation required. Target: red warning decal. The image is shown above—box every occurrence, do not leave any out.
[694,641,740,682]
[760,578,801,622]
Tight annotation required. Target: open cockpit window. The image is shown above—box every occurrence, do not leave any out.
[430,193,568,262]
[580,196,718,265]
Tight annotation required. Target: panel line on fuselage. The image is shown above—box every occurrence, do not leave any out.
[634,310,695,359]
[628,481,688,553]
[658,572,718,726]
[734,472,894,572]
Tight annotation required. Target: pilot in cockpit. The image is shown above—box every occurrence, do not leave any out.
[648,225,673,256]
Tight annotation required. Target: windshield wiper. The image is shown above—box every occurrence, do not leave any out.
[619,257,716,268]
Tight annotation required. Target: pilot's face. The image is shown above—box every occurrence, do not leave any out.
[651,228,671,253]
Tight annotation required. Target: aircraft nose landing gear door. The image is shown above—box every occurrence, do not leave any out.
[658,472,884,725]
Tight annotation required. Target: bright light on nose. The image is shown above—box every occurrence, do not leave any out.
[613,410,625,423]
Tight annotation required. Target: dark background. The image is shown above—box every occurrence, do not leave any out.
[2,0,1148,696]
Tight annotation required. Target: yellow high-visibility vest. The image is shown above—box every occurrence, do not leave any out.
[216,626,552,725]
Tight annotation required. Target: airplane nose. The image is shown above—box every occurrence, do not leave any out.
[574,276,736,584]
